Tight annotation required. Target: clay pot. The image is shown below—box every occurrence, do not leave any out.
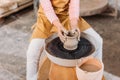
[76,57,104,80]
[45,33,95,67]
[61,30,79,50]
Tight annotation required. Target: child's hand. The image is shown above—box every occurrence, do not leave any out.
[71,26,80,41]
[53,19,68,42]
[57,26,68,42]
[70,18,81,41]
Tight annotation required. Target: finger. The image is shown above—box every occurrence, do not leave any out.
[58,31,66,43]
[61,27,68,34]
[76,28,81,41]
[71,28,76,34]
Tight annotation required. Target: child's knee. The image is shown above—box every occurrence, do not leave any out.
[96,34,103,47]
[27,39,45,61]
[94,34,103,61]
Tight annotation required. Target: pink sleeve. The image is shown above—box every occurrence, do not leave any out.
[40,0,59,23]
[69,0,80,20]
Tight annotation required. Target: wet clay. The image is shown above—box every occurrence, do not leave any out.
[46,37,94,59]
[63,31,79,50]
[80,64,101,72]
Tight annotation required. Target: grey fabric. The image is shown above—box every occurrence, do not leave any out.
[83,28,103,61]
[26,39,45,80]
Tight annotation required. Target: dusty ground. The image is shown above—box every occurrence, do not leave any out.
[85,15,120,77]
[0,7,34,80]
[0,6,120,80]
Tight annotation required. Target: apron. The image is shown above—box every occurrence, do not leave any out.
[31,0,91,39]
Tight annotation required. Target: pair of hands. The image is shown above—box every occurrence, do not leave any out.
[53,19,81,42]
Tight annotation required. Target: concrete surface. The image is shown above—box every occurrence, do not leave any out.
[104,72,120,80]
[0,8,34,80]
[0,1,120,80]
[109,0,120,10]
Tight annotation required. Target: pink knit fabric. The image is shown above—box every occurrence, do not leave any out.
[40,0,80,23]
[69,0,80,20]
[40,0,59,23]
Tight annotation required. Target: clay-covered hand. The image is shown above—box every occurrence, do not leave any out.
[70,18,81,41]
[57,26,68,43]
[53,19,68,43]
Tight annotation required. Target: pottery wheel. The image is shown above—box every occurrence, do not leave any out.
[46,37,94,59]
[80,0,108,16]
